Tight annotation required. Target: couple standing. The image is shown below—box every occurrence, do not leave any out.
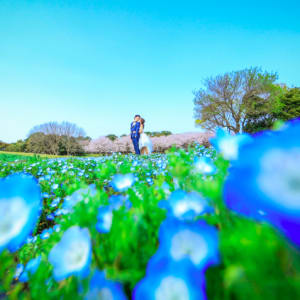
[130,114,152,155]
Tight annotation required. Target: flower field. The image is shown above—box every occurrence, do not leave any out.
[1,120,300,300]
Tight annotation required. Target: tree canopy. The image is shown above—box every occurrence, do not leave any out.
[193,68,280,133]
[243,86,300,133]
[276,87,300,121]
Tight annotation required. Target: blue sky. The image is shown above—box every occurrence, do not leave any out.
[1,0,300,142]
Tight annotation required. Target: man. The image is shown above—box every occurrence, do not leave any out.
[130,115,141,155]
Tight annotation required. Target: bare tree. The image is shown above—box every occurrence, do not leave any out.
[193,68,279,133]
[29,121,85,137]
[28,121,86,155]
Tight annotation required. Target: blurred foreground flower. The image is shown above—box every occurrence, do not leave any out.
[85,270,127,300]
[133,260,206,300]
[96,195,132,234]
[19,255,41,282]
[160,190,213,220]
[194,156,217,175]
[210,128,252,160]
[63,184,97,211]
[96,206,113,233]
[111,174,135,192]
[49,226,92,281]
[148,219,219,271]
[14,263,24,280]
[109,195,132,210]
[0,174,41,253]
[224,119,300,246]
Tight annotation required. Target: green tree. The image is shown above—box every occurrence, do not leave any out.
[244,87,300,133]
[193,67,280,133]
[144,131,172,137]
[28,121,87,155]
[4,140,26,152]
[276,87,300,121]
[0,141,8,150]
[106,134,118,141]
[25,132,48,153]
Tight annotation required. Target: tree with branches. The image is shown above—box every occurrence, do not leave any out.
[193,67,281,133]
[28,121,86,155]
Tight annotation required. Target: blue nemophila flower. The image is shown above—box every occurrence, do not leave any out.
[146,177,154,185]
[0,174,41,253]
[148,219,219,271]
[53,224,61,232]
[85,270,127,300]
[49,226,92,281]
[133,260,206,300]
[96,206,113,233]
[19,255,41,282]
[42,192,50,198]
[40,228,53,240]
[38,176,45,182]
[50,197,61,208]
[210,128,252,160]
[194,156,217,175]
[111,174,135,192]
[62,184,97,211]
[46,214,55,221]
[158,182,171,199]
[52,183,59,190]
[109,195,132,210]
[26,235,37,244]
[54,208,69,216]
[224,119,300,246]
[14,263,24,279]
[161,190,213,220]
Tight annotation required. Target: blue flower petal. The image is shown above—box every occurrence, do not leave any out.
[210,128,252,160]
[96,206,113,233]
[148,218,219,271]
[111,174,135,192]
[0,174,41,253]
[49,226,92,281]
[133,260,206,300]
[161,190,213,220]
[19,256,41,282]
[224,119,300,246]
[85,270,127,300]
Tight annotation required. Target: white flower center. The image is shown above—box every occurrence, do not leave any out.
[64,240,90,271]
[219,138,238,160]
[170,230,208,265]
[155,276,190,300]
[117,178,132,190]
[97,288,114,300]
[86,287,113,300]
[103,211,113,229]
[174,199,204,217]
[196,161,213,174]
[0,197,30,246]
[258,148,300,211]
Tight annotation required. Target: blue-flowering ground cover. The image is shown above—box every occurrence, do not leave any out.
[1,119,300,299]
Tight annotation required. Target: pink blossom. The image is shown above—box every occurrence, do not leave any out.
[84,132,213,154]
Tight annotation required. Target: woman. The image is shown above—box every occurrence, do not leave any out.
[139,118,153,155]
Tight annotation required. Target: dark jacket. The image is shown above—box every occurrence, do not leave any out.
[130,121,140,139]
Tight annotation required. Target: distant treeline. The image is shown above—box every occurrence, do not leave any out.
[4,68,299,156]
[0,123,173,155]
[1,121,90,156]
[106,131,172,141]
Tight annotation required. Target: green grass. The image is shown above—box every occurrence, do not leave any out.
[0,151,63,158]
[0,151,107,160]
[1,147,300,300]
